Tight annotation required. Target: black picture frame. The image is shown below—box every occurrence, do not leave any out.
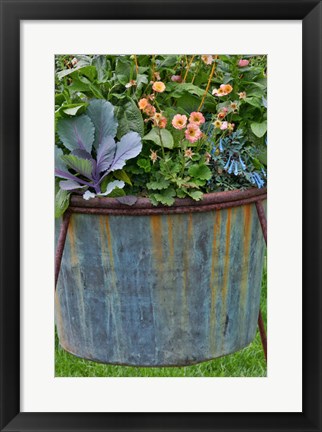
[1,1,321,431]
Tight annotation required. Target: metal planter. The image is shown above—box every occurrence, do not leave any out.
[55,188,266,366]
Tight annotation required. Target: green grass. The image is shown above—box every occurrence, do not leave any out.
[55,262,267,377]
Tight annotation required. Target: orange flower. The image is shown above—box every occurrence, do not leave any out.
[189,111,205,126]
[172,114,187,130]
[217,111,226,120]
[152,81,166,93]
[153,113,167,128]
[158,117,167,129]
[212,83,233,97]
[144,104,156,117]
[138,98,148,110]
[222,84,233,94]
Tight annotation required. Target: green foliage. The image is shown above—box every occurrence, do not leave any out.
[251,121,267,138]
[143,128,174,149]
[115,99,144,139]
[55,54,267,206]
[55,182,70,218]
[188,164,212,181]
[61,154,93,179]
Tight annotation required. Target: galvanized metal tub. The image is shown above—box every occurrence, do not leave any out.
[55,188,267,366]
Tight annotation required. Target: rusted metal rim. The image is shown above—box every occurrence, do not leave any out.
[69,187,267,216]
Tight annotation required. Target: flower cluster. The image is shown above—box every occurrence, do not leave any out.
[172,112,205,143]
[212,84,233,97]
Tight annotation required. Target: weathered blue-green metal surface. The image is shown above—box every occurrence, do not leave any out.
[55,203,266,366]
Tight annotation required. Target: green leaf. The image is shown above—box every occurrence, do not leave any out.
[116,57,131,85]
[56,58,91,80]
[137,158,151,173]
[115,99,144,139]
[159,55,178,67]
[188,164,212,180]
[136,74,148,89]
[57,114,95,153]
[55,93,65,105]
[176,94,200,113]
[143,128,174,149]
[77,75,104,99]
[152,188,176,206]
[58,103,88,117]
[252,158,262,169]
[61,154,93,179]
[146,178,170,190]
[70,65,97,82]
[251,121,267,138]
[245,97,262,109]
[104,187,126,198]
[68,77,92,93]
[258,149,267,166]
[55,188,70,218]
[176,189,187,198]
[187,190,204,201]
[92,55,109,83]
[113,169,132,185]
[170,83,205,98]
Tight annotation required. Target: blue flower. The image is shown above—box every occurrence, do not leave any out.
[224,156,231,171]
[234,161,239,175]
[239,156,246,170]
[219,138,224,152]
[228,160,234,174]
[252,172,265,188]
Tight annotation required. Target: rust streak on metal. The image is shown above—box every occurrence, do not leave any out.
[99,216,109,270]
[104,216,115,274]
[167,216,174,263]
[258,309,267,361]
[68,216,78,267]
[240,205,252,308]
[210,211,221,349]
[255,200,267,245]
[150,215,163,263]
[182,214,193,328]
[55,210,71,289]
[220,209,231,344]
[222,209,231,304]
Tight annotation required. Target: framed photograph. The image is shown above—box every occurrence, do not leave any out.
[1,0,321,431]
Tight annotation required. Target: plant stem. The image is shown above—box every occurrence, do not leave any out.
[157,127,166,159]
[197,56,218,112]
[191,58,202,84]
[133,55,139,76]
[183,55,195,82]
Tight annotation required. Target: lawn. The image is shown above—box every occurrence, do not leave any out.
[55,260,267,378]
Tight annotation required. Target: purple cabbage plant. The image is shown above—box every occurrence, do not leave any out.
[55,99,142,206]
